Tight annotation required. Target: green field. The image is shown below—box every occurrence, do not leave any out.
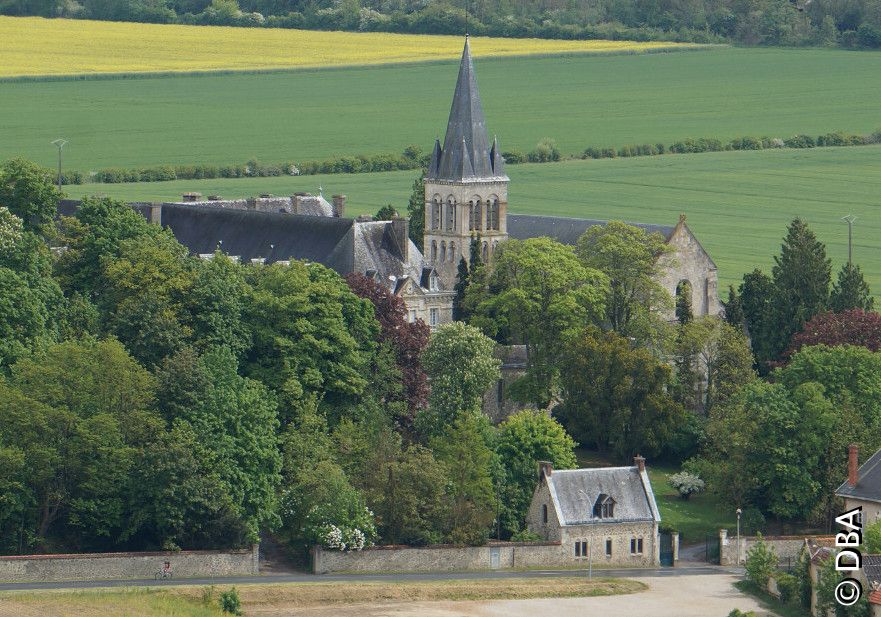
[7,46,881,172]
[67,145,881,294]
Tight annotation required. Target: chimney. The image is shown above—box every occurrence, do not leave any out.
[391,217,409,262]
[849,444,859,487]
[182,192,202,203]
[538,461,553,479]
[634,455,646,473]
[332,194,346,218]
[246,197,258,210]
[147,202,162,225]
[291,195,302,215]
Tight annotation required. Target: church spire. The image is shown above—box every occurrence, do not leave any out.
[432,37,500,182]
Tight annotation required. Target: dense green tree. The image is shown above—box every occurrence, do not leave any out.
[243,261,378,423]
[176,346,282,542]
[739,268,776,369]
[188,252,251,357]
[723,284,745,330]
[374,204,399,220]
[769,218,831,360]
[0,338,161,551]
[0,158,61,234]
[576,221,672,341]
[470,238,607,407]
[452,256,470,321]
[417,321,500,439]
[406,173,425,251]
[558,327,684,461]
[675,280,693,325]
[432,414,496,545]
[830,262,874,312]
[495,409,577,536]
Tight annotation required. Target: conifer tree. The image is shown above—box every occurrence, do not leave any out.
[453,256,470,321]
[406,174,425,252]
[830,262,874,312]
[769,218,831,361]
[675,281,693,325]
[723,284,745,330]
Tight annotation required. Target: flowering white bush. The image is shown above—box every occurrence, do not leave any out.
[668,471,705,500]
[0,207,23,253]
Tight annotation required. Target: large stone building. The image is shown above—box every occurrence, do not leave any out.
[425,38,720,318]
[526,458,661,567]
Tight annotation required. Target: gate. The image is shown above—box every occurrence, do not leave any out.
[659,532,674,567]
[489,547,500,569]
[705,533,720,564]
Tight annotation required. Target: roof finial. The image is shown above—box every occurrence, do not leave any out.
[678,213,687,225]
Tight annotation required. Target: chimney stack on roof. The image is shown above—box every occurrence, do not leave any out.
[538,461,553,480]
[849,444,859,487]
[182,192,202,202]
[390,217,409,262]
[332,195,346,218]
[634,455,646,473]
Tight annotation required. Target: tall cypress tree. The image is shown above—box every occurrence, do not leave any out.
[723,284,745,330]
[675,281,693,325]
[453,256,470,321]
[830,262,874,312]
[770,218,831,360]
[406,173,425,252]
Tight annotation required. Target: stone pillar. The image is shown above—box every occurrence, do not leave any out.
[672,532,679,564]
[332,195,346,218]
[719,529,729,565]
[147,203,162,225]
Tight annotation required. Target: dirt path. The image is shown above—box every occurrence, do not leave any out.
[248,574,768,617]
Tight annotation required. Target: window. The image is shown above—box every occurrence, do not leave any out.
[429,271,439,292]
[429,308,438,326]
[407,310,416,323]
[487,198,500,231]
[593,494,616,519]
[638,538,643,554]
[431,241,437,262]
[605,539,612,557]
[630,538,643,555]
[482,241,488,261]
[431,199,441,230]
[440,241,446,263]
[542,504,548,524]
[574,542,580,557]
[446,198,456,231]
[574,541,588,558]
[449,241,456,262]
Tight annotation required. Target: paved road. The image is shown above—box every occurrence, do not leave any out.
[0,565,744,592]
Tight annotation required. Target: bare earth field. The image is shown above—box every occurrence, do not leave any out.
[239,575,764,617]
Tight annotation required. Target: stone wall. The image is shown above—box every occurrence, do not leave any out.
[0,545,259,583]
[718,530,832,566]
[313,541,571,574]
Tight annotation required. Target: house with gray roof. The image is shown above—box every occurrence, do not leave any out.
[836,444,881,526]
[526,458,661,567]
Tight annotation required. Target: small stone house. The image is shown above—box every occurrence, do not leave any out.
[526,457,661,567]
[836,444,881,525]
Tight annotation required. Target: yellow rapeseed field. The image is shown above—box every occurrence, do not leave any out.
[0,16,702,77]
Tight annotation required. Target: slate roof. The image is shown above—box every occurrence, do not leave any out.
[864,555,881,592]
[429,37,507,183]
[158,202,355,271]
[545,467,661,526]
[353,221,430,291]
[836,448,881,504]
[508,214,676,246]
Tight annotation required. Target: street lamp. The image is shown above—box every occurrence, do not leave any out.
[51,139,68,191]
[736,508,742,565]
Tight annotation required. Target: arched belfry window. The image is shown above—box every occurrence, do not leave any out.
[431,197,441,230]
[431,240,437,262]
[482,241,488,261]
[449,241,456,262]
[440,241,447,263]
[468,197,482,231]
[487,198,500,231]
[468,201,475,231]
[446,197,456,231]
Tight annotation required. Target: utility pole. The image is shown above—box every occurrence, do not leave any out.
[736,508,742,565]
[842,215,857,266]
[51,139,68,191]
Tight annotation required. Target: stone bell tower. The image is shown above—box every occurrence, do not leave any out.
[424,36,509,288]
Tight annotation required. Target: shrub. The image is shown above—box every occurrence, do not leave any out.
[510,529,542,542]
[219,588,242,615]
[739,507,765,535]
[775,571,799,605]
[729,136,763,150]
[667,471,705,500]
[745,533,777,588]
[527,138,561,163]
[727,611,758,617]
[502,149,525,164]
[783,134,815,148]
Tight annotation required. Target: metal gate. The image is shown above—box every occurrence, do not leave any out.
[659,532,674,567]
[705,534,720,564]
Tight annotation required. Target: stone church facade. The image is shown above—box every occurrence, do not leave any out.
[424,37,720,320]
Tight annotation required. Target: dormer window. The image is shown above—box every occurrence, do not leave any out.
[429,271,439,291]
[593,494,616,519]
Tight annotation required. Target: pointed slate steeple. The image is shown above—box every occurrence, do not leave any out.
[490,135,505,177]
[429,138,442,177]
[432,36,502,182]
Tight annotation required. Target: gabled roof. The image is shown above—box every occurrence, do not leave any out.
[836,448,881,504]
[864,555,881,594]
[429,37,506,183]
[508,214,676,246]
[544,467,660,526]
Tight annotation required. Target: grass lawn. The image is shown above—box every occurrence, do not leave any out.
[6,47,881,172]
[67,145,881,296]
[576,449,734,544]
[734,580,812,617]
[0,578,646,616]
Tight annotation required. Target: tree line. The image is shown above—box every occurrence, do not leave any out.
[6,0,881,49]
[0,158,578,555]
